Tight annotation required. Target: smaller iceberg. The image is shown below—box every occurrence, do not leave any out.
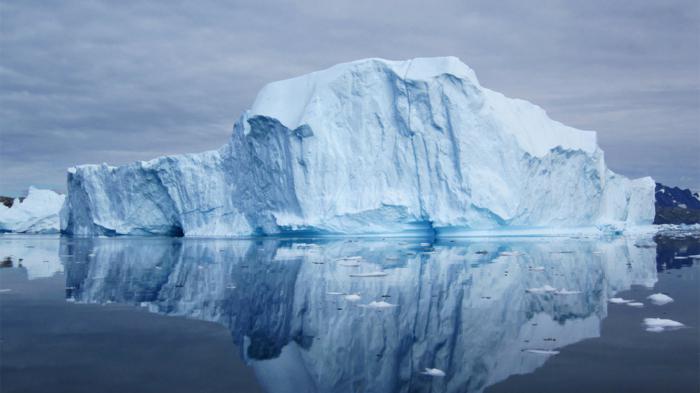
[0,187,64,234]
[643,318,684,332]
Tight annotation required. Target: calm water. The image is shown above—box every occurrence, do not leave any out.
[1,234,698,393]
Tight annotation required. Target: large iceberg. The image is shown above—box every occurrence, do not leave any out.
[61,57,655,237]
[0,187,64,234]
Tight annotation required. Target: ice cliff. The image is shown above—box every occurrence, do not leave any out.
[61,57,655,237]
[0,187,64,234]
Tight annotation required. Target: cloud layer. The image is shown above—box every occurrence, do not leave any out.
[1,0,698,195]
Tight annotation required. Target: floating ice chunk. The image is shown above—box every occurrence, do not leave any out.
[344,293,361,302]
[689,254,700,259]
[555,289,582,295]
[420,243,431,247]
[647,293,674,306]
[226,284,236,289]
[524,349,560,355]
[361,301,397,309]
[349,272,388,277]
[326,291,345,296]
[500,251,524,256]
[529,266,545,272]
[526,285,557,294]
[643,318,684,332]
[608,297,632,304]
[421,368,446,377]
[0,289,12,293]
[338,261,361,267]
[627,302,644,308]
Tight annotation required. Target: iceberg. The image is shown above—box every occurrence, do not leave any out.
[61,57,655,237]
[0,187,64,234]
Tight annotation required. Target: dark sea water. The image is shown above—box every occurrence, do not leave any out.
[1,233,698,393]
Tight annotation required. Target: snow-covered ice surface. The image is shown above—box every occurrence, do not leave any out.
[61,57,655,237]
[0,187,64,234]
[59,235,659,393]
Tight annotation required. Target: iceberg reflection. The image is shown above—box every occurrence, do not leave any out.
[60,236,656,393]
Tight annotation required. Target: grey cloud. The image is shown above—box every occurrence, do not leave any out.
[1,0,698,196]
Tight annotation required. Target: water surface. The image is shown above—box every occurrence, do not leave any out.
[1,234,698,393]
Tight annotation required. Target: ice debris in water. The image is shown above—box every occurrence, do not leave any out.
[627,302,644,308]
[608,297,632,304]
[526,285,557,294]
[344,293,361,302]
[644,318,684,332]
[361,301,397,309]
[524,349,560,355]
[421,368,446,377]
[349,272,388,277]
[555,289,582,295]
[500,251,524,257]
[647,293,674,306]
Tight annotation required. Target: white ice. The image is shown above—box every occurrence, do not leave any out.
[61,57,656,237]
[647,293,674,306]
[643,318,684,332]
[0,187,64,234]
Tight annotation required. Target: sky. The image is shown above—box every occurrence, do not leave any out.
[1,0,698,196]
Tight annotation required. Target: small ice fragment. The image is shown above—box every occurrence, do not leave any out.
[627,302,644,308]
[524,349,560,355]
[226,285,236,289]
[361,300,397,309]
[339,261,360,267]
[421,368,446,377]
[344,293,361,302]
[643,318,684,332]
[529,266,545,272]
[326,291,345,295]
[349,272,388,277]
[0,289,12,293]
[420,242,431,247]
[555,289,582,295]
[608,297,632,304]
[688,254,700,259]
[500,251,523,256]
[526,285,557,294]
[647,293,673,306]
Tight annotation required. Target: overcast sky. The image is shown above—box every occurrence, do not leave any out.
[1,0,698,196]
